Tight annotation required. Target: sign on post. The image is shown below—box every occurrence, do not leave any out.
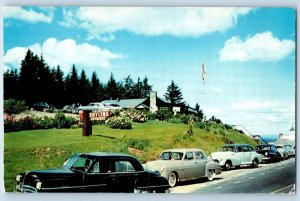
[80,110,112,136]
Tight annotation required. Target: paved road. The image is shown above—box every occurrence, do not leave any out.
[171,158,296,194]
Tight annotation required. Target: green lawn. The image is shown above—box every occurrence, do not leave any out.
[4,120,256,192]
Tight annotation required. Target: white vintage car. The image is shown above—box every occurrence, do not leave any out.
[276,145,289,159]
[144,148,221,187]
[211,144,263,171]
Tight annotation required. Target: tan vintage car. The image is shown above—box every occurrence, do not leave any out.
[144,148,221,187]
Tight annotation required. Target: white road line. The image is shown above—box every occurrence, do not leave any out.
[234,181,241,184]
[214,186,222,190]
[249,177,255,180]
[271,184,295,194]
[260,173,266,176]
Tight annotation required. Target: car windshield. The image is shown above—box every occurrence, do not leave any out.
[259,146,270,150]
[159,152,183,160]
[62,155,79,169]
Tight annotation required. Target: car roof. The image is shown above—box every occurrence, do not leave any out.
[75,152,135,158]
[223,144,252,147]
[161,148,205,153]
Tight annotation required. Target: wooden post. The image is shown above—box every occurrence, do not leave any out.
[82,110,92,136]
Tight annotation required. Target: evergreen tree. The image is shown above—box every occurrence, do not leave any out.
[90,72,104,102]
[123,75,134,98]
[4,68,19,100]
[141,76,152,98]
[65,65,80,104]
[195,103,204,120]
[164,80,185,106]
[18,49,40,105]
[105,73,118,100]
[133,77,142,98]
[36,54,53,103]
[52,65,65,107]
[79,69,91,105]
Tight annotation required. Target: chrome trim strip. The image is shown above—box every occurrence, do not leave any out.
[40,183,107,191]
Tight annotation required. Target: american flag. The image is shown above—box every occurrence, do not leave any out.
[202,61,206,85]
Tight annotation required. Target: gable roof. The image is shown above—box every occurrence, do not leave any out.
[101,98,147,109]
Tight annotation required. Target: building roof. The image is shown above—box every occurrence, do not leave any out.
[101,98,147,109]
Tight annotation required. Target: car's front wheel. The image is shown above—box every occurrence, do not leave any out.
[168,172,178,187]
[207,170,215,181]
[134,188,153,193]
[224,161,232,171]
[252,159,259,168]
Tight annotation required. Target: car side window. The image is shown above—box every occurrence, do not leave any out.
[72,157,93,172]
[242,146,249,152]
[248,146,254,151]
[114,161,136,172]
[184,152,194,160]
[236,146,242,152]
[194,151,204,160]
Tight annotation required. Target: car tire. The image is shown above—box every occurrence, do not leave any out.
[224,161,232,171]
[168,172,178,187]
[207,170,215,181]
[134,188,153,193]
[252,159,258,168]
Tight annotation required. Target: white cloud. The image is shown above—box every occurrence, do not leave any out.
[4,6,53,23]
[60,7,253,41]
[219,31,295,62]
[4,38,122,73]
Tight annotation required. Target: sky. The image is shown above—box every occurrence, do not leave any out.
[3,7,296,136]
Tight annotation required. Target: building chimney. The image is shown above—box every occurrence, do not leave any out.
[149,91,158,113]
[279,133,283,139]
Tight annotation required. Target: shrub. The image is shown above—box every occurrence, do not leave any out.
[4,113,78,132]
[225,124,233,130]
[121,109,147,123]
[180,114,189,124]
[146,112,156,120]
[155,109,173,121]
[53,113,77,129]
[106,116,132,129]
[4,99,28,115]
[125,138,150,150]
[167,117,182,124]
[196,121,206,129]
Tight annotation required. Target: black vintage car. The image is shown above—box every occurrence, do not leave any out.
[32,102,54,112]
[256,144,281,163]
[16,153,170,193]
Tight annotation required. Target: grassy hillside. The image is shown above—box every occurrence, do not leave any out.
[4,120,257,192]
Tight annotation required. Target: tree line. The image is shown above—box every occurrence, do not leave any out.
[4,49,153,108]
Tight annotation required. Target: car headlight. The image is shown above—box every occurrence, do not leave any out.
[160,167,165,173]
[16,175,22,182]
[265,152,268,156]
[36,182,42,190]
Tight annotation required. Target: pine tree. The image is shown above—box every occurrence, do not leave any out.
[19,49,39,105]
[90,72,104,102]
[52,65,65,107]
[65,65,80,104]
[4,68,19,100]
[105,73,118,100]
[164,80,185,106]
[133,77,142,98]
[79,69,91,105]
[141,76,152,98]
[123,75,134,98]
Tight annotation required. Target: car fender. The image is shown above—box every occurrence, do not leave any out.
[134,176,169,190]
[251,153,263,163]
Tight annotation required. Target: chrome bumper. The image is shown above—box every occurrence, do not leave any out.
[16,183,37,193]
